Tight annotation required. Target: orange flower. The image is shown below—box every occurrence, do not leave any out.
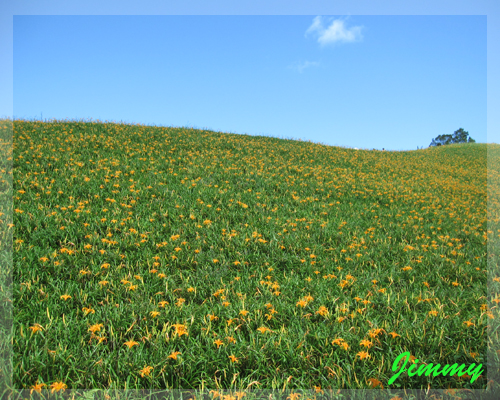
[88,323,103,333]
[29,324,43,334]
[124,340,139,349]
[175,298,186,307]
[287,393,300,400]
[30,382,46,394]
[139,365,153,377]
[368,328,385,338]
[340,342,349,350]
[296,300,307,308]
[168,351,181,360]
[367,378,384,389]
[228,355,239,363]
[315,306,329,316]
[357,351,370,360]
[50,381,67,393]
[82,306,95,315]
[172,323,188,337]
[313,386,323,394]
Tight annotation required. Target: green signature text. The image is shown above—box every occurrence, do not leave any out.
[388,351,483,385]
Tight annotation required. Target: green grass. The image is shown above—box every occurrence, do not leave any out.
[6,118,497,394]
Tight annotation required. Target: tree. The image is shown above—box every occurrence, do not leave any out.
[429,128,475,147]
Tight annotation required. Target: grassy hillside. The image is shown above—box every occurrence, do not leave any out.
[8,119,497,394]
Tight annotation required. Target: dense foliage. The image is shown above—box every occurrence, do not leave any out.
[7,119,497,395]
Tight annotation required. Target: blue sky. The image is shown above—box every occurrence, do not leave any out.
[2,1,498,151]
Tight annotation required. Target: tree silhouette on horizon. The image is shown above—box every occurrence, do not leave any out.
[429,128,476,147]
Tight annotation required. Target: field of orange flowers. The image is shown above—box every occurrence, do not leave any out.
[5,118,499,395]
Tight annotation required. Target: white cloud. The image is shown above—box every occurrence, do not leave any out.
[288,60,320,73]
[305,16,363,46]
[305,16,324,37]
